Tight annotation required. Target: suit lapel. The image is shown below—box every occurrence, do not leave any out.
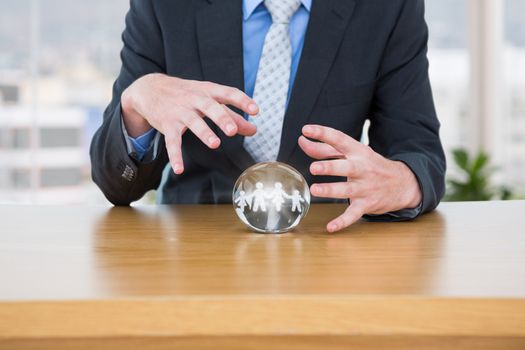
[277,0,356,163]
[196,0,255,171]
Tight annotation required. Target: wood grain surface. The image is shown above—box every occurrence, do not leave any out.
[0,201,524,349]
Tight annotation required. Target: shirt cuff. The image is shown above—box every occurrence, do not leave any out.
[120,115,160,161]
[364,201,423,222]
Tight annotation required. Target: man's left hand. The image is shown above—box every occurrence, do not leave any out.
[298,124,422,233]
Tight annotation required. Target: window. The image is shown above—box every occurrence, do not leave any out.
[426,0,469,152]
[426,0,525,196]
[40,128,80,148]
[11,169,31,189]
[41,168,82,187]
[503,0,525,192]
[0,85,20,104]
[11,128,31,149]
[0,0,129,204]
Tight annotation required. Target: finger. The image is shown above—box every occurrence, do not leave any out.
[302,124,362,155]
[310,182,361,200]
[310,159,360,178]
[191,96,240,137]
[298,135,343,160]
[327,203,365,233]
[226,107,257,136]
[165,130,184,175]
[179,111,221,149]
[201,82,259,116]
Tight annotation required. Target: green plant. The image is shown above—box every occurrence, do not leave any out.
[445,148,513,202]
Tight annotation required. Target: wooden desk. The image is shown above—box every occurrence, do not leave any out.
[0,201,524,349]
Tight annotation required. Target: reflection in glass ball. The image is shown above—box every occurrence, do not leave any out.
[233,162,311,233]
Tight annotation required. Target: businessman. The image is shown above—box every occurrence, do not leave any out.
[90,0,446,232]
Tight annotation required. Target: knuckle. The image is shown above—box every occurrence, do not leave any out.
[167,144,180,155]
[164,134,174,145]
[344,162,352,175]
[355,156,370,173]
[172,122,185,135]
[345,184,353,198]
[339,215,350,227]
[336,130,348,144]
[346,161,356,175]
[201,99,216,113]
[166,145,181,161]
[322,161,332,174]
[201,81,213,90]
[217,111,232,124]
[157,119,168,133]
[189,119,207,134]
[340,214,353,228]
[165,135,180,148]
[196,80,213,93]
[224,91,236,103]
[175,90,193,102]
[226,88,242,101]
[325,185,335,197]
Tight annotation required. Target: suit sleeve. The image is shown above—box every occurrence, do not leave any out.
[367,0,446,218]
[90,0,169,205]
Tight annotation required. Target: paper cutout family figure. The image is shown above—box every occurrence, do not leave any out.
[235,182,305,213]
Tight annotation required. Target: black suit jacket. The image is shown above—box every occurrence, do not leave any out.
[90,0,446,218]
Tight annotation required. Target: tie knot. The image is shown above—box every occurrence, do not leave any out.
[264,0,301,24]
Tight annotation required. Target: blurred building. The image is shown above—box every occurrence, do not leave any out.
[0,95,87,204]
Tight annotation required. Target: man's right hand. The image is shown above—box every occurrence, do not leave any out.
[121,73,259,174]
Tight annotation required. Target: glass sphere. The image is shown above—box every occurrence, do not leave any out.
[233,162,311,233]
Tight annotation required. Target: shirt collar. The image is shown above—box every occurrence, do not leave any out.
[243,0,311,20]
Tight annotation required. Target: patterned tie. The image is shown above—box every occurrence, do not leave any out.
[244,0,301,163]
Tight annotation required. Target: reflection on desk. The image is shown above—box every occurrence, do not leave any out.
[0,201,524,350]
[94,205,444,297]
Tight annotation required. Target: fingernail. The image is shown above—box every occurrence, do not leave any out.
[311,184,322,194]
[173,164,183,174]
[248,103,258,114]
[226,123,236,134]
[208,136,220,147]
[328,223,338,232]
[303,125,314,134]
[311,163,323,173]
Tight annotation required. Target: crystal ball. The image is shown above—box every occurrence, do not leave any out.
[233,162,311,233]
